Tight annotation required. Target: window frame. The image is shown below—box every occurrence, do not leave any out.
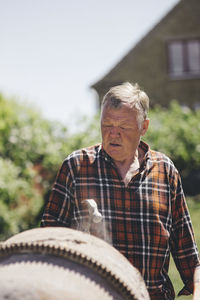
[167,38,200,80]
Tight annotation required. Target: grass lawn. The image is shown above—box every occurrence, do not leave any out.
[169,197,200,299]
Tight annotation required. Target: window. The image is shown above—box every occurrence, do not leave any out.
[168,39,200,79]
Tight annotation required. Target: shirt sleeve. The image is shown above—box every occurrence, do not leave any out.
[169,170,200,296]
[41,158,75,227]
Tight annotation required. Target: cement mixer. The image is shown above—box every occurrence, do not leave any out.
[0,227,150,300]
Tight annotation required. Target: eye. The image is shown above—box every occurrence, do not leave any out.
[103,124,112,128]
[120,126,128,130]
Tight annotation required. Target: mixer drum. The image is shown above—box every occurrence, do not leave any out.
[0,227,150,300]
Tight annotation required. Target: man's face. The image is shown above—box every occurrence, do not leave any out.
[101,103,149,164]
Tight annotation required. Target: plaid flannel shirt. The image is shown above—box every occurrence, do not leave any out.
[41,141,200,300]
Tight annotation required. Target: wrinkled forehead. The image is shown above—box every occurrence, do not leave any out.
[101,101,139,122]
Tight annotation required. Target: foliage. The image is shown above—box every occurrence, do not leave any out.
[0,157,42,239]
[0,94,70,239]
[146,101,200,170]
[0,94,70,172]
[145,101,200,195]
[67,114,101,152]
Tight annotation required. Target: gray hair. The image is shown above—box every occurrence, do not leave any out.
[101,82,149,124]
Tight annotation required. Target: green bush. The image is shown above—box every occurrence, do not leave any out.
[146,101,200,169]
[0,94,71,240]
[0,157,42,239]
[0,94,70,172]
[145,101,200,195]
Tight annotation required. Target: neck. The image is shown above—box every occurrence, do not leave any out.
[115,148,139,168]
[114,148,141,181]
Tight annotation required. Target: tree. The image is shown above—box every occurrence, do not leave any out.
[145,101,200,195]
[0,94,70,239]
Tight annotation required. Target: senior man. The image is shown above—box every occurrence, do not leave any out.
[41,82,200,300]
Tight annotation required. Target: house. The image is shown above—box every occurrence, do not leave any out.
[91,0,200,109]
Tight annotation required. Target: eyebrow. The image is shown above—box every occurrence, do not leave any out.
[102,120,133,127]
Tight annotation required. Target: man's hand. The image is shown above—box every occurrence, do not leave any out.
[82,199,103,223]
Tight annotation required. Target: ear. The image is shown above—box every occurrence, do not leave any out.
[141,119,149,136]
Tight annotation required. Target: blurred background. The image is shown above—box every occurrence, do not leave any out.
[0,0,181,131]
[0,1,200,298]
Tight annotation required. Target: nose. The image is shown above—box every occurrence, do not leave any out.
[109,126,120,137]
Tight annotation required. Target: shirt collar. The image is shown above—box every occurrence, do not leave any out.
[98,144,113,163]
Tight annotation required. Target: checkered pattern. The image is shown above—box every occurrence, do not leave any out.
[41,141,200,300]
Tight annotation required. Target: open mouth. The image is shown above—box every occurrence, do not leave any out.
[110,143,121,147]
